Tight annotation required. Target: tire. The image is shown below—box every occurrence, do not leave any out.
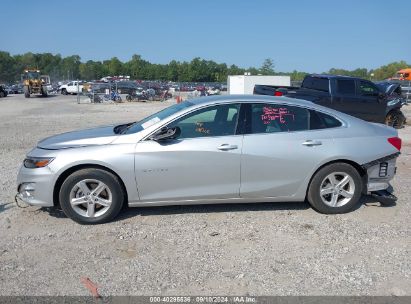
[61,89,68,95]
[0,91,4,98]
[41,88,48,97]
[59,168,125,224]
[385,110,405,129]
[307,163,363,214]
[23,86,30,98]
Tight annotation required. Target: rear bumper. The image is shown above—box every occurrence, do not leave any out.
[362,152,399,193]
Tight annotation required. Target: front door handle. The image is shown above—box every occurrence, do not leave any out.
[217,144,238,151]
[302,140,322,147]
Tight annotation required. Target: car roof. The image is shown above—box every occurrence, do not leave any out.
[188,94,315,107]
[307,74,364,80]
[184,94,358,125]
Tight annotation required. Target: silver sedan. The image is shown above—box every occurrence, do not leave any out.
[17,95,401,224]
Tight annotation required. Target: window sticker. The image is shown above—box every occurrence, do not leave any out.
[261,107,295,124]
[195,122,211,135]
[141,117,161,129]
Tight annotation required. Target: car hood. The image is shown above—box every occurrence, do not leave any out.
[376,81,401,95]
[37,125,119,150]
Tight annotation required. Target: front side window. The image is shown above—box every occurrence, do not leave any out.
[168,104,240,139]
[249,104,309,134]
[359,81,379,96]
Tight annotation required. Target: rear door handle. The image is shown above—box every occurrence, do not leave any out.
[217,144,238,151]
[302,140,322,147]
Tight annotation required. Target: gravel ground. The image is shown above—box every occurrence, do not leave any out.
[0,94,410,296]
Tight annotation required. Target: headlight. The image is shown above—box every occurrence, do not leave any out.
[23,157,54,168]
[387,99,400,107]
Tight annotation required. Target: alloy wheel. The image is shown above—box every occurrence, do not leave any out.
[320,172,355,207]
[69,179,112,218]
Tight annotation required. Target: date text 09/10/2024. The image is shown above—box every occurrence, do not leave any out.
[149,296,256,303]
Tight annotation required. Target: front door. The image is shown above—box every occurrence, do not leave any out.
[134,103,242,202]
[355,80,386,123]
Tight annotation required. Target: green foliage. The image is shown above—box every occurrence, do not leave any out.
[370,61,409,80]
[327,68,369,79]
[0,50,409,83]
[260,58,275,75]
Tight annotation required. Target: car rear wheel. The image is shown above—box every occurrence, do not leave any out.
[59,168,124,224]
[307,163,362,214]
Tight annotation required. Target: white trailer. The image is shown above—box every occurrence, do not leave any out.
[227,75,291,95]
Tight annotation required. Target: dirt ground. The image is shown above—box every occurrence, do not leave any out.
[0,93,410,296]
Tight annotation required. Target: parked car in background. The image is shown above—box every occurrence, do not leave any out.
[207,87,221,96]
[59,81,85,95]
[17,95,401,224]
[5,84,23,94]
[254,74,406,128]
[0,85,8,97]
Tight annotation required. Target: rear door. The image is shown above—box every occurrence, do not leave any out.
[331,78,361,117]
[240,103,335,198]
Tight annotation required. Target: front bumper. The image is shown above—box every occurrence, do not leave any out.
[16,165,55,207]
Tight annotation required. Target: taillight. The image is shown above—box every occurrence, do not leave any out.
[388,137,401,151]
[274,91,283,96]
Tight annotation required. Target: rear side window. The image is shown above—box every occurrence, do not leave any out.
[336,79,355,94]
[302,76,330,92]
[248,104,309,134]
[310,110,342,129]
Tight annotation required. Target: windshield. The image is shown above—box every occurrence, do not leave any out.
[25,72,40,80]
[124,101,194,134]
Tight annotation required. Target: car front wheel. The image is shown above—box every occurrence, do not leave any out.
[307,163,362,214]
[59,168,124,224]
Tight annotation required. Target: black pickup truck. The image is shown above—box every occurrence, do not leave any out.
[254,74,406,128]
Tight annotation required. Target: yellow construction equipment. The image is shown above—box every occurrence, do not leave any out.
[22,69,48,98]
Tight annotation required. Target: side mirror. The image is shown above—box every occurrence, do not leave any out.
[151,126,181,141]
[378,92,386,102]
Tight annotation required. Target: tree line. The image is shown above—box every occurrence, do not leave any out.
[0,51,409,84]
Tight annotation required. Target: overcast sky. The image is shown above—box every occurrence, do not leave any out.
[2,0,410,72]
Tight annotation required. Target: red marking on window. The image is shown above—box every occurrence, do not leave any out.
[261,107,294,124]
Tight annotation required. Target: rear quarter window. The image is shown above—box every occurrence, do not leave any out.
[310,110,342,129]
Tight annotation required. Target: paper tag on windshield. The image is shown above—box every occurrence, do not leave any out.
[141,117,161,129]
